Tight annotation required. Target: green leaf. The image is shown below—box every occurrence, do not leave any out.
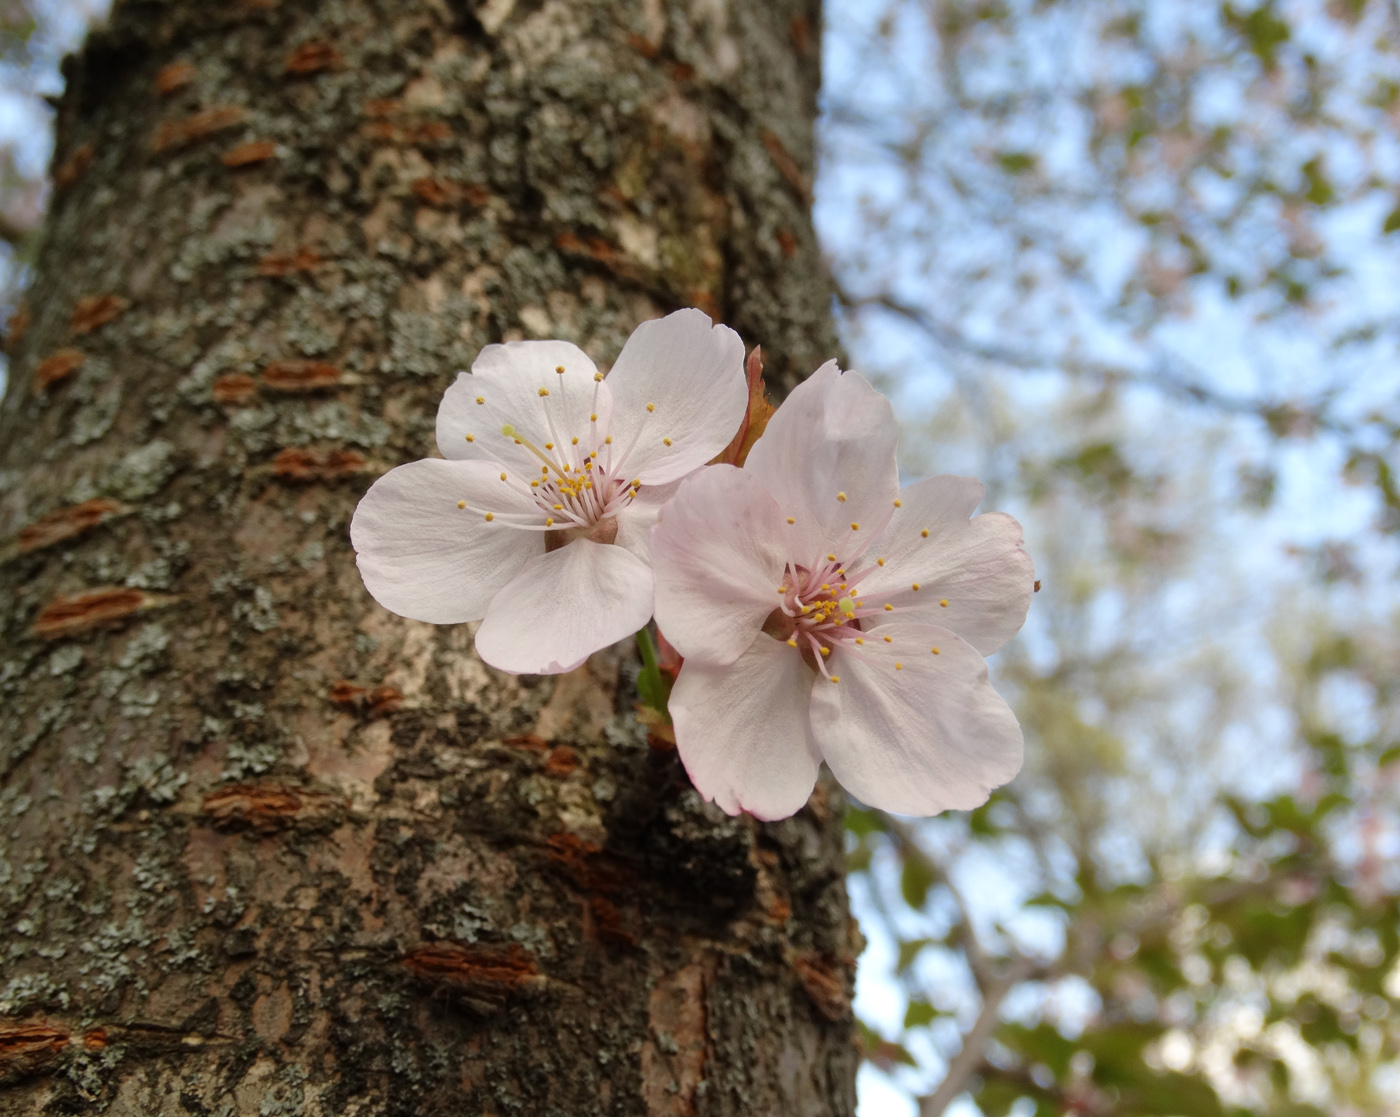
[975,1074,1036,1115]
[996,151,1037,174]
[896,937,931,973]
[1223,2,1291,68]
[1300,158,1334,206]
[845,806,886,837]
[904,998,941,1028]
[1383,207,1400,235]
[1000,1022,1076,1077]
[901,855,937,909]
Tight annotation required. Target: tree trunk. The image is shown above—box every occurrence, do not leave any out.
[0,0,856,1113]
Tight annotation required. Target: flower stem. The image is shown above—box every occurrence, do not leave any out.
[635,626,672,721]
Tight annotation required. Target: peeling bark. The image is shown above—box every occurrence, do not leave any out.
[0,0,855,1113]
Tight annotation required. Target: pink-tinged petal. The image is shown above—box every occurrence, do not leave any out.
[651,464,790,667]
[436,340,611,476]
[604,309,747,485]
[744,361,900,565]
[811,624,1022,816]
[858,476,1035,655]
[611,478,681,566]
[351,458,544,624]
[670,634,822,820]
[474,539,653,674]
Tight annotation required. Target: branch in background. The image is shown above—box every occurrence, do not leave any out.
[0,209,29,247]
[883,814,996,990]
[837,286,1350,437]
[919,955,1038,1117]
[881,815,1050,1116]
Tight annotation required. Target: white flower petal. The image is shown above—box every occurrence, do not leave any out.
[604,309,747,485]
[351,458,544,624]
[857,476,1035,655]
[670,633,822,820]
[436,340,611,477]
[611,478,681,566]
[474,539,653,674]
[651,464,789,666]
[744,361,900,565]
[811,624,1022,815]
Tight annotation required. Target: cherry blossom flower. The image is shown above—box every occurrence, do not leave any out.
[352,309,747,674]
[650,361,1034,819]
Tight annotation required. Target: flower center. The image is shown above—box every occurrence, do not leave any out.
[545,515,618,552]
[764,558,869,672]
[506,430,641,530]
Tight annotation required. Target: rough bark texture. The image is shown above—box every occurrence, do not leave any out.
[0,0,857,1113]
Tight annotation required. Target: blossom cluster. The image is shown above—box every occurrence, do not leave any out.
[352,310,1034,819]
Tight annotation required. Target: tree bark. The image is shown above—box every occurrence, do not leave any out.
[0,0,856,1113]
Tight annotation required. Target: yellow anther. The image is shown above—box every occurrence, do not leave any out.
[836,492,847,502]
[939,598,948,608]
[541,465,549,474]
[513,439,522,445]
[605,436,613,444]
[787,638,797,647]
[778,587,788,594]
[501,424,515,436]
[545,442,554,450]
[555,365,565,373]
[855,638,865,645]
[931,647,940,655]
[457,500,466,509]
[821,584,830,591]
[465,434,475,442]
[475,396,485,405]
[912,583,921,591]
[839,597,855,614]
[895,663,903,670]
[884,603,894,611]
[538,387,550,397]
[851,522,859,531]
[876,557,885,566]
[829,676,840,684]
[827,553,837,561]
[663,438,672,446]
[484,512,494,522]
[553,504,563,511]
[546,517,555,526]
[884,635,892,643]
[531,480,540,488]
[593,372,603,382]
[801,605,812,614]
[786,517,795,524]
[646,402,656,412]
[590,413,598,422]
[500,472,507,481]
[820,647,830,656]
[894,499,902,507]
[572,436,579,445]
[921,529,929,538]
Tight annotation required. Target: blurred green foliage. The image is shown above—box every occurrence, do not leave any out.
[824,0,1400,1112]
